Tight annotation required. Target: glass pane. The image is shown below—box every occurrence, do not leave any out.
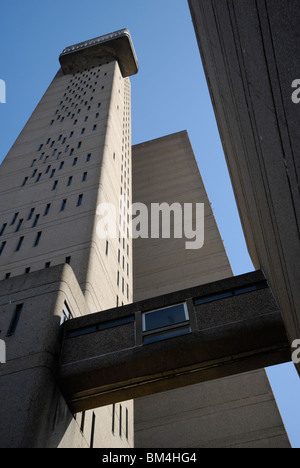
[143,326,191,345]
[143,304,188,332]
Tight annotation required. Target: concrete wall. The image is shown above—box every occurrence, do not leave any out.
[132,131,290,448]
[0,57,133,448]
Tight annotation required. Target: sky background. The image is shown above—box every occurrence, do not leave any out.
[0,0,299,448]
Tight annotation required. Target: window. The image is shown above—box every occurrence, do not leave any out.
[36,173,42,182]
[32,215,40,227]
[34,231,42,247]
[0,223,7,236]
[50,169,56,179]
[86,153,91,162]
[7,304,23,336]
[45,262,51,269]
[93,124,97,131]
[73,158,77,166]
[0,241,6,256]
[59,161,64,170]
[44,204,51,216]
[15,219,23,232]
[67,176,73,187]
[22,177,28,187]
[82,172,87,182]
[52,180,58,190]
[65,256,71,265]
[31,169,37,178]
[142,303,191,345]
[25,267,31,274]
[16,236,24,252]
[105,240,109,256]
[60,301,72,325]
[28,208,35,220]
[61,199,67,211]
[77,194,83,207]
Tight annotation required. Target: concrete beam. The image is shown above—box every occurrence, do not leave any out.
[59,29,138,77]
[59,271,291,413]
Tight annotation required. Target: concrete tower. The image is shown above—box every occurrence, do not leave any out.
[0,30,138,448]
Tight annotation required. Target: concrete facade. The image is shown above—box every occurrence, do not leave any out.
[188,0,300,352]
[0,31,136,448]
[132,132,290,448]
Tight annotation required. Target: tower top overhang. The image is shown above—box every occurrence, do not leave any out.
[59,28,138,77]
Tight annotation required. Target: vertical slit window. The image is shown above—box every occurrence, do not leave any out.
[112,404,115,434]
[15,219,23,232]
[82,172,87,182]
[44,204,51,216]
[0,224,7,236]
[90,413,96,449]
[77,194,83,207]
[32,215,40,228]
[16,237,24,252]
[52,180,58,190]
[7,304,23,337]
[61,199,67,212]
[28,208,35,220]
[22,177,28,187]
[0,241,6,256]
[34,232,42,247]
[67,177,73,187]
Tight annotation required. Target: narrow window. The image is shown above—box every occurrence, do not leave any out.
[59,161,64,170]
[61,199,67,211]
[11,213,19,225]
[82,172,87,182]
[5,273,11,279]
[25,267,31,274]
[65,256,71,265]
[80,412,85,433]
[77,141,82,149]
[77,194,83,207]
[46,165,51,174]
[67,176,73,187]
[22,177,28,187]
[16,236,24,252]
[52,180,58,190]
[126,408,129,440]
[105,240,109,256]
[50,169,56,179]
[28,208,35,220]
[15,219,23,232]
[70,148,74,156]
[112,404,115,434]
[93,125,97,131]
[81,128,85,135]
[0,241,6,256]
[34,232,42,247]
[119,405,122,437]
[0,223,7,236]
[86,154,91,162]
[7,304,23,337]
[73,158,77,166]
[36,173,42,182]
[31,159,36,167]
[90,413,96,449]
[45,262,51,269]
[44,204,51,216]
[31,169,37,178]
[32,215,40,228]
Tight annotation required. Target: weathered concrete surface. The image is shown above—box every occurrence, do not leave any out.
[59,271,291,413]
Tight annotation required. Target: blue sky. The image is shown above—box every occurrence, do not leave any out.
[0,0,299,448]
